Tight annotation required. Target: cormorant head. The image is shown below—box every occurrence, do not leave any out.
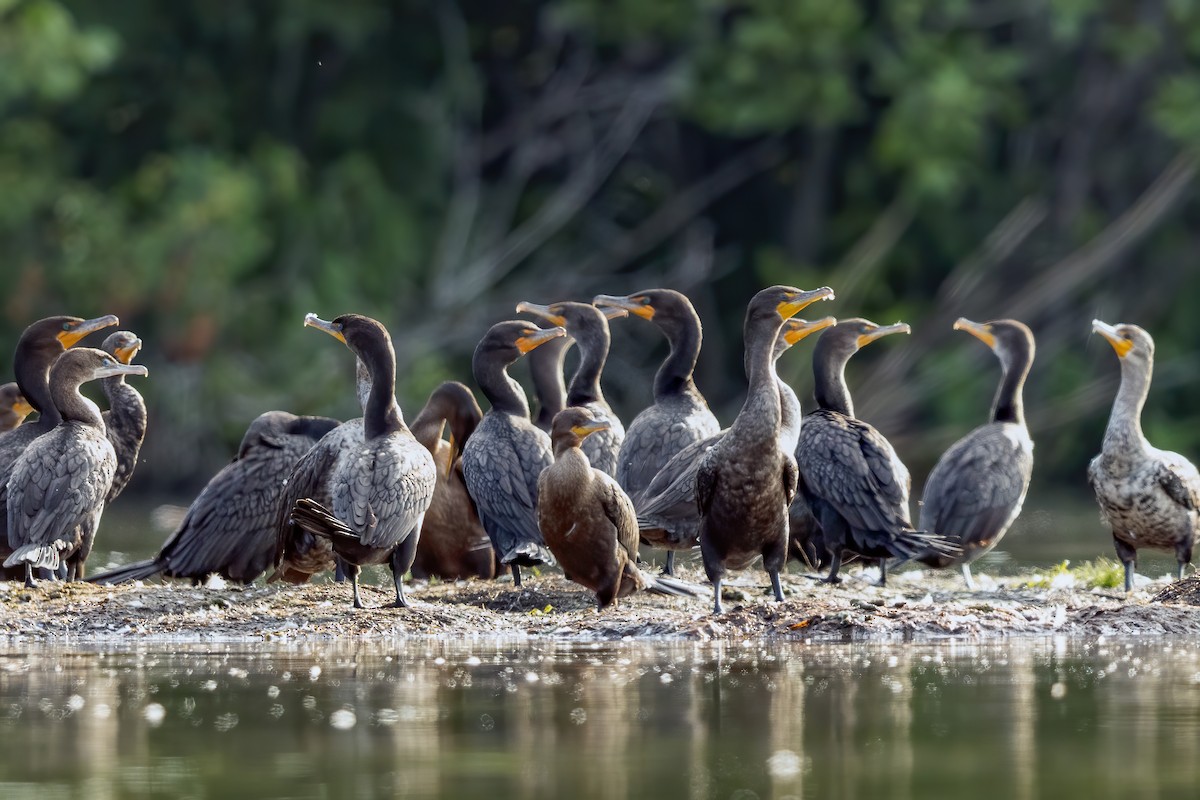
[549,406,609,450]
[0,382,33,424]
[770,317,838,362]
[1092,320,1154,368]
[814,317,911,363]
[516,300,625,339]
[51,347,148,389]
[101,330,144,365]
[594,288,705,346]
[954,318,1035,372]
[475,320,567,367]
[746,285,836,328]
[16,314,120,370]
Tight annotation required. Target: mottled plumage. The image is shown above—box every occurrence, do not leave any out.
[794,319,952,584]
[461,320,566,585]
[4,347,147,584]
[99,331,149,503]
[696,285,834,614]
[1088,320,1200,592]
[918,319,1035,587]
[278,314,437,609]
[0,383,32,433]
[410,381,498,581]
[89,411,339,585]
[516,301,625,476]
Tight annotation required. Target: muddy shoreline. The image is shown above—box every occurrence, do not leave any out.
[3,566,1199,643]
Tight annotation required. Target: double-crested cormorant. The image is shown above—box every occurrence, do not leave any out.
[88,411,340,585]
[409,381,498,581]
[794,319,953,585]
[3,347,147,585]
[632,317,837,572]
[516,301,626,476]
[0,315,119,570]
[916,319,1036,588]
[696,285,834,614]
[529,335,569,432]
[99,331,149,503]
[537,407,701,608]
[279,314,437,609]
[1088,320,1200,592]
[461,320,566,586]
[0,383,32,433]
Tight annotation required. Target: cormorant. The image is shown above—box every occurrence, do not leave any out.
[280,314,437,609]
[99,331,149,503]
[528,334,569,433]
[916,319,1036,588]
[0,383,32,432]
[515,301,626,476]
[1088,320,1200,593]
[88,411,340,585]
[4,347,147,585]
[537,407,701,609]
[794,319,954,585]
[632,317,837,573]
[409,381,499,581]
[461,320,566,586]
[695,285,834,614]
[594,289,720,576]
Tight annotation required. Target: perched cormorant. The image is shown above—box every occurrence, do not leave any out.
[279,314,437,609]
[3,347,147,585]
[594,289,720,576]
[695,285,835,614]
[1088,320,1200,592]
[461,320,567,586]
[794,319,954,585]
[88,411,340,585]
[99,331,149,503]
[528,334,569,433]
[409,381,498,581]
[515,301,626,476]
[537,407,701,609]
[632,317,837,573]
[0,383,32,433]
[0,315,119,569]
[916,319,1036,588]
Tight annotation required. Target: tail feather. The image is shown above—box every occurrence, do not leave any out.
[87,558,166,585]
[3,543,67,572]
[290,498,360,544]
[889,528,960,561]
[641,570,706,599]
[500,540,556,568]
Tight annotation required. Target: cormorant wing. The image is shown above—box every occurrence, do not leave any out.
[9,427,113,551]
[1155,452,1200,512]
[597,471,640,560]
[334,435,436,549]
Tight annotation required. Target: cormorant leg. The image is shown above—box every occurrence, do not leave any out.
[1113,535,1136,594]
[387,533,421,609]
[823,550,844,585]
[511,563,523,587]
[712,577,724,615]
[1175,540,1192,583]
[877,558,888,587]
[24,563,35,589]
[345,563,364,609]
[664,551,677,577]
[961,562,976,591]
[334,560,348,583]
[769,569,784,603]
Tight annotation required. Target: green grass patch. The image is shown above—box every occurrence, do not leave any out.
[1024,558,1124,590]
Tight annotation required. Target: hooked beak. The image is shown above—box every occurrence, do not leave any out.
[305,313,346,344]
[593,294,653,320]
[953,318,996,350]
[516,326,567,354]
[571,420,610,438]
[96,363,149,380]
[856,321,911,349]
[515,301,566,327]
[777,286,835,319]
[782,317,837,346]
[1092,319,1132,358]
[114,338,144,365]
[58,314,120,348]
[11,396,34,419]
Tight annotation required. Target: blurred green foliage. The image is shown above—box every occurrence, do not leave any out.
[1,0,1199,495]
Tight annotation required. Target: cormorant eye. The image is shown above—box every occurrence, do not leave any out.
[62,322,73,331]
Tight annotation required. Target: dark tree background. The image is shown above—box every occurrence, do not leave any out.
[2,0,1199,496]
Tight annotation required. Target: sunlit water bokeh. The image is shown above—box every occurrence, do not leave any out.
[1,639,1199,799]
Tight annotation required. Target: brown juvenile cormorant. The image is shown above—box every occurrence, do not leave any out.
[99,331,149,503]
[695,285,835,614]
[594,289,720,575]
[515,301,627,477]
[4,347,147,585]
[280,314,437,609]
[88,411,340,585]
[1088,320,1200,593]
[529,334,569,432]
[916,319,1036,588]
[794,319,953,585]
[409,381,499,581]
[461,320,567,586]
[0,383,33,432]
[538,407,701,609]
[632,317,837,573]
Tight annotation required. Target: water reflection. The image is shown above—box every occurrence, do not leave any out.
[1,639,1200,799]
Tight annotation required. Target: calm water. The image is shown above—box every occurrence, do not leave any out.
[1,639,1199,799]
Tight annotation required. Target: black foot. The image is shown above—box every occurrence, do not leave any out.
[769,569,784,602]
[712,578,724,615]
[877,558,888,587]
[23,563,35,589]
[664,551,676,577]
[511,563,523,587]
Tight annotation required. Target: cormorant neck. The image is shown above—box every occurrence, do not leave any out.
[409,403,447,454]
[991,352,1031,427]
[813,342,854,417]
[735,318,782,431]
[553,438,588,459]
[103,374,148,439]
[475,353,530,418]
[14,343,61,427]
[778,379,802,452]
[1104,358,1150,452]
[566,328,609,406]
[52,379,103,427]
[654,316,702,400]
[362,347,404,440]
[530,337,567,429]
